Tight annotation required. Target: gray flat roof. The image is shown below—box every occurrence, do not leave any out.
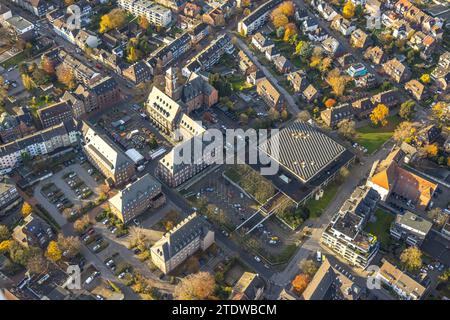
[259,121,347,183]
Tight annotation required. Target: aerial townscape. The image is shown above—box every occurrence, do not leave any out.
[0,0,449,304]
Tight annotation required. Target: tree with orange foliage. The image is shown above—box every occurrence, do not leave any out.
[41,56,55,75]
[21,202,32,218]
[370,104,389,126]
[342,1,356,19]
[241,0,251,7]
[283,23,297,42]
[326,68,349,97]
[292,274,310,294]
[325,98,336,108]
[423,143,439,157]
[56,65,76,89]
[277,1,295,17]
[272,13,289,28]
[138,16,150,30]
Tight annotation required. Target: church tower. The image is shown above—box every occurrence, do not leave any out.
[165,67,182,101]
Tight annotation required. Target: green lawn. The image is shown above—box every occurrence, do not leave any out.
[305,183,339,219]
[355,116,401,154]
[1,51,26,68]
[230,76,252,91]
[365,209,395,248]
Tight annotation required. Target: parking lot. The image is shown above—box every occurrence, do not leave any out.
[184,166,296,264]
[96,104,170,161]
[34,162,102,222]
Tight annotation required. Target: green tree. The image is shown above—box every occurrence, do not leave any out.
[399,100,415,120]
[0,225,10,241]
[300,259,319,278]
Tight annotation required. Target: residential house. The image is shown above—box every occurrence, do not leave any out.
[301,259,362,300]
[231,272,265,300]
[150,213,214,274]
[331,15,356,36]
[109,173,165,224]
[352,97,374,118]
[0,175,20,213]
[265,46,280,62]
[321,186,380,269]
[0,121,78,173]
[347,63,368,78]
[154,0,187,11]
[303,84,319,102]
[183,34,234,77]
[0,111,36,144]
[350,29,372,49]
[256,78,284,109]
[202,6,226,27]
[238,0,283,36]
[405,79,428,101]
[247,70,265,86]
[0,14,35,41]
[302,17,319,33]
[321,209,378,269]
[317,3,338,21]
[364,46,386,65]
[390,211,432,246]
[382,58,412,83]
[355,73,377,89]
[37,102,73,129]
[408,31,436,59]
[122,61,152,85]
[251,32,274,53]
[287,70,308,92]
[183,2,201,18]
[321,103,353,127]
[416,125,441,146]
[118,0,172,27]
[370,89,399,107]
[338,53,356,68]
[322,36,343,56]
[69,77,122,114]
[377,259,427,300]
[189,23,209,44]
[431,51,450,91]
[148,33,192,74]
[273,55,293,73]
[10,0,53,17]
[13,214,54,249]
[238,50,257,75]
[58,50,102,87]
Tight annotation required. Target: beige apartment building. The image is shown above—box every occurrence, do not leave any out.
[108,173,165,224]
[82,122,135,187]
[151,213,214,274]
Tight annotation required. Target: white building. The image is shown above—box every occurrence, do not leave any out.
[0,121,78,173]
[118,0,172,27]
[238,0,283,36]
